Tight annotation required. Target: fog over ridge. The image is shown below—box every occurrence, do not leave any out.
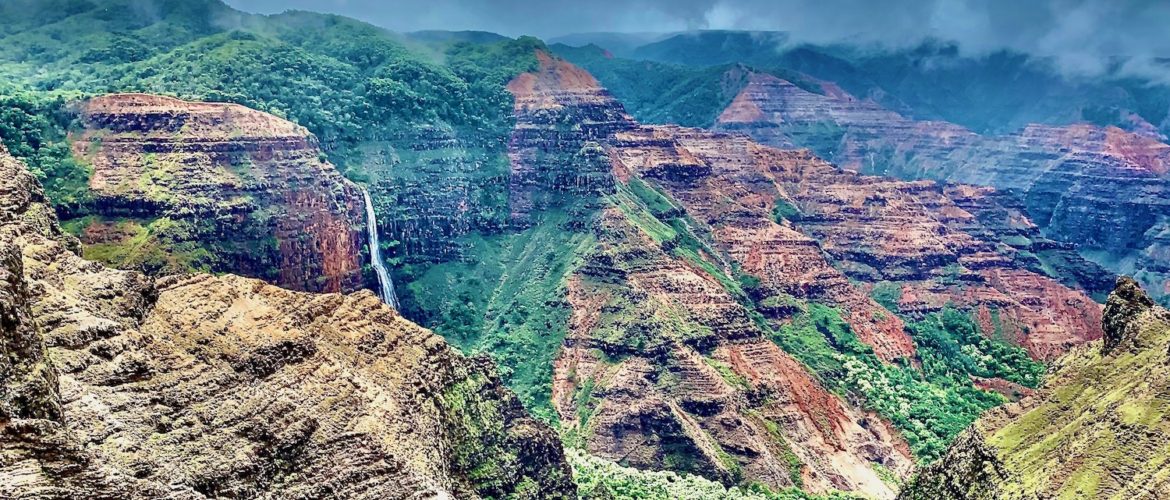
[221,0,1170,81]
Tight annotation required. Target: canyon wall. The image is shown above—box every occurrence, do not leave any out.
[610,126,1103,361]
[71,94,365,294]
[503,52,1108,497]
[716,71,1165,301]
[0,144,575,498]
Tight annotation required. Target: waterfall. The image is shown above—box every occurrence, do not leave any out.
[361,188,399,309]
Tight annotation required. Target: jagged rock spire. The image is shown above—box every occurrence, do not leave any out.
[1103,276,1156,352]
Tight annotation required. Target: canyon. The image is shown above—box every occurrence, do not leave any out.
[503,51,1109,497]
[4,2,1167,496]
[714,71,1170,303]
[0,143,575,498]
[20,49,1118,498]
[5,49,1119,498]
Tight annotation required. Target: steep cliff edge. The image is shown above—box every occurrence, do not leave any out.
[68,93,366,294]
[0,145,574,498]
[901,276,1170,499]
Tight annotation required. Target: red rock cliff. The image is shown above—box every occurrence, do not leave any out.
[73,94,365,294]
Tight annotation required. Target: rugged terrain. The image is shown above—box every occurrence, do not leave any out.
[66,93,366,294]
[713,71,1170,303]
[2,3,1157,496]
[610,125,1105,361]
[0,144,574,498]
[900,276,1170,499]
[500,51,1109,497]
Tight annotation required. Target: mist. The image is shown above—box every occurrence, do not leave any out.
[221,0,1170,80]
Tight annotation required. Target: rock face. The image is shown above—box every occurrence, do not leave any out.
[506,51,633,226]
[0,146,574,498]
[901,277,1170,499]
[71,94,365,294]
[608,126,1104,361]
[556,209,915,498]
[716,71,1170,302]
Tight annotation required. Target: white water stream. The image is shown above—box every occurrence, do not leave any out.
[361,188,399,309]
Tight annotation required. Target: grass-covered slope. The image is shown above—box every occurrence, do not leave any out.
[401,209,597,422]
[901,277,1170,499]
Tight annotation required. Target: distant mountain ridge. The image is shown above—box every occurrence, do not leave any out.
[556,30,1170,137]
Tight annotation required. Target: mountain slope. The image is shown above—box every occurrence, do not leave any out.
[901,276,1170,499]
[0,144,574,498]
[464,51,1112,497]
[618,31,1170,136]
[712,70,1170,304]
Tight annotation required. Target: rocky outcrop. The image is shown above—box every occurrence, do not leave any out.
[506,51,634,226]
[1103,275,1160,352]
[0,146,574,498]
[716,71,1170,303]
[71,94,365,294]
[897,428,1012,500]
[900,277,1170,499]
[555,209,914,498]
[0,144,63,424]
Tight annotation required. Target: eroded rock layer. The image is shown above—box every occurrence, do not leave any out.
[900,277,1170,499]
[609,126,1104,361]
[555,209,914,498]
[507,52,1108,498]
[716,71,1169,301]
[0,146,574,499]
[506,51,634,226]
[72,93,365,294]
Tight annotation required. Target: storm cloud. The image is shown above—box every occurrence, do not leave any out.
[223,0,1170,79]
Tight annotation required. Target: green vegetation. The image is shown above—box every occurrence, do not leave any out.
[770,197,801,223]
[757,416,805,488]
[767,303,1044,462]
[402,210,596,422]
[868,281,902,312]
[0,93,91,211]
[568,448,859,500]
[552,44,750,128]
[0,0,543,179]
[68,216,219,274]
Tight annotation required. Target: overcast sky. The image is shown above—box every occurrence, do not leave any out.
[222,0,1170,78]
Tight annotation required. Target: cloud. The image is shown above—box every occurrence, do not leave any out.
[222,0,1170,79]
